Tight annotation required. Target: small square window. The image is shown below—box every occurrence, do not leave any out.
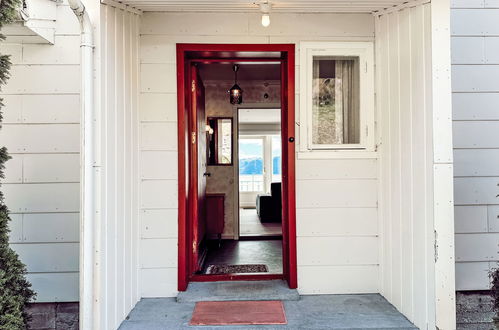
[300,42,375,155]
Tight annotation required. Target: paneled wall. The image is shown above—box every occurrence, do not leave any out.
[99,4,141,330]
[375,4,439,328]
[139,11,378,297]
[451,0,499,290]
[0,2,80,302]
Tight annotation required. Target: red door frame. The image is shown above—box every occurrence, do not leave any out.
[176,44,297,291]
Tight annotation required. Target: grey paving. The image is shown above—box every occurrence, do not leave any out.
[177,280,299,303]
[120,294,418,329]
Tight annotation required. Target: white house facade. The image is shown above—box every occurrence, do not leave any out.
[1,0,495,329]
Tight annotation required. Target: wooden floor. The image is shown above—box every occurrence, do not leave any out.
[239,208,282,237]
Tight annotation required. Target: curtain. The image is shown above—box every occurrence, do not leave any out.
[335,60,360,144]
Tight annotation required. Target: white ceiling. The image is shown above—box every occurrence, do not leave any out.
[122,0,410,13]
[239,108,281,124]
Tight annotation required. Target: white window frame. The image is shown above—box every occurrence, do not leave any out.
[299,42,375,157]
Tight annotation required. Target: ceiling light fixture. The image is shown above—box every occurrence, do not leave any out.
[259,1,271,27]
[229,64,243,105]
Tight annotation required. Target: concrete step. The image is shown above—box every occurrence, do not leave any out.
[176,280,299,303]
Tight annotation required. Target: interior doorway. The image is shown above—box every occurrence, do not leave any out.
[176,44,296,291]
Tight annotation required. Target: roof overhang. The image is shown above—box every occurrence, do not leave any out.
[113,0,420,14]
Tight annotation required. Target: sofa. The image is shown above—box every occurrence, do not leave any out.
[256,182,282,223]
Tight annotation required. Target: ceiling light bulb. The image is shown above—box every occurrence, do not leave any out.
[261,14,270,27]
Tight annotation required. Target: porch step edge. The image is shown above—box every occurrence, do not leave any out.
[176,280,299,303]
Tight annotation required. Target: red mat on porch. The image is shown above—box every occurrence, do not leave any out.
[189,300,287,326]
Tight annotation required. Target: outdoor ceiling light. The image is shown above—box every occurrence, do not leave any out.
[259,1,271,27]
[229,64,243,105]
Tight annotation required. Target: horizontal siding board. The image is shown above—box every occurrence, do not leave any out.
[140,122,178,151]
[488,205,499,232]
[454,177,499,204]
[452,93,499,120]
[140,238,178,268]
[27,272,79,302]
[297,236,378,266]
[454,206,488,233]
[140,268,177,297]
[0,124,79,153]
[8,214,23,243]
[455,262,491,290]
[140,151,177,180]
[140,180,178,209]
[296,179,377,208]
[3,183,79,212]
[140,64,176,93]
[296,159,377,180]
[11,243,79,272]
[484,37,499,63]
[454,149,499,176]
[453,121,499,148]
[23,154,80,183]
[22,36,80,65]
[451,0,485,8]
[455,233,499,261]
[23,213,79,243]
[3,155,23,183]
[141,209,178,239]
[4,65,79,94]
[452,65,499,92]
[139,93,177,122]
[296,208,377,236]
[451,9,499,35]
[140,36,176,64]
[451,37,484,64]
[298,265,379,294]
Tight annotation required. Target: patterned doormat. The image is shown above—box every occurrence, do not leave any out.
[205,264,269,275]
[190,301,287,325]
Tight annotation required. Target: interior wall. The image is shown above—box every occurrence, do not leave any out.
[0,1,80,303]
[451,0,499,291]
[204,79,280,238]
[138,11,377,297]
[99,4,141,330]
[375,3,455,329]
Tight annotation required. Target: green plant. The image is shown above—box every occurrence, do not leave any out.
[0,0,36,329]
[490,266,499,327]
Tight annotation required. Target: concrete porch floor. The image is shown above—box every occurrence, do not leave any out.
[119,294,417,329]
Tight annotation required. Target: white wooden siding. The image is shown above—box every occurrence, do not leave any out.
[451,0,499,291]
[375,3,455,328]
[98,4,141,330]
[138,11,378,299]
[0,2,80,303]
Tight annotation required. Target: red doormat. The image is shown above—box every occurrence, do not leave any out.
[189,300,287,326]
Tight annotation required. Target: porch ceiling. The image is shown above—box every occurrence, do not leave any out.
[120,0,414,13]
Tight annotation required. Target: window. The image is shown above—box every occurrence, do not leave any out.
[271,136,281,183]
[300,42,374,153]
[238,138,264,192]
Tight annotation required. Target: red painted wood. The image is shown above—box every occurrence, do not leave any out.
[190,273,284,282]
[177,44,297,291]
[190,301,287,325]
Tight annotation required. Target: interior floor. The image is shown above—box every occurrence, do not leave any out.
[239,208,282,237]
[202,240,283,274]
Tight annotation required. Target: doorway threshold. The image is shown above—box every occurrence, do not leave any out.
[176,280,299,303]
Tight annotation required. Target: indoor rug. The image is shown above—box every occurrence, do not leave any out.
[205,264,269,275]
[190,300,287,325]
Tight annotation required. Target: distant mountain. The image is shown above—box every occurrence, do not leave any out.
[239,156,281,175]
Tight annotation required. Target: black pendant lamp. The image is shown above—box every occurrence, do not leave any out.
[229,64,243,105]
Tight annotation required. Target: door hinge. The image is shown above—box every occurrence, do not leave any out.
[192,80,196,92]
[191,132,196,144]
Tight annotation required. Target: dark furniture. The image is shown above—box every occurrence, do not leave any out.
[206,193,225,246]
[256,182,282,223]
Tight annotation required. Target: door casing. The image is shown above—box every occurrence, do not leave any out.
[176,44,297,291]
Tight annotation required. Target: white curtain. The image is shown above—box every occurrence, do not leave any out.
[335,60,360,144]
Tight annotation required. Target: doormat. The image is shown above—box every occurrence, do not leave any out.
[190,301,287,325]
[205,264,269,275]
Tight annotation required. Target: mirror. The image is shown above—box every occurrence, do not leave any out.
[207,117,233,165]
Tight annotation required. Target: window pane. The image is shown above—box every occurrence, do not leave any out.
[312,56,360,145]
[239,139,264,192]
[271,136,281,183]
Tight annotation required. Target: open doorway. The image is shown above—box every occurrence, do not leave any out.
[176,44,296,290]
[238,108,283,238]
